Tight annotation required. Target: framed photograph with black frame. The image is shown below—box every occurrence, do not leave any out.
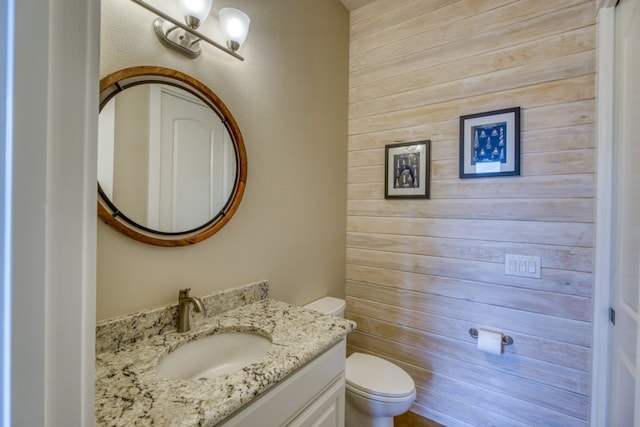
[385,140,430,199]
[459,107,520,178]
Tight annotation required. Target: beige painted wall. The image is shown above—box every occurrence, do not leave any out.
[97,0,349,320]
[346,0,596,426]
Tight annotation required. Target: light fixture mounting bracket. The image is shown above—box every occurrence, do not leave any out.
[153,18,201,59]
[131,0,245,61]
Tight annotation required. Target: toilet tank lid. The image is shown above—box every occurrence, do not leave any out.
[303,296,345,316]
[346,352,415,398]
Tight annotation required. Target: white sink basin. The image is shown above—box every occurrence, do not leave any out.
[157,332,272,380]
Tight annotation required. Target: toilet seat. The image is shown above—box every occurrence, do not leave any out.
[346,382,416,404]
[346,353,415,400]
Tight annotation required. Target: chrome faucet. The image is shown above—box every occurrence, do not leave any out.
[177,288,206,333]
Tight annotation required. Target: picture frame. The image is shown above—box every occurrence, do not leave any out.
[459,107,520,178]
[385,140,430,199]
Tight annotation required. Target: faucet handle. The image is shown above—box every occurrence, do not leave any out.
[179,288,191,299]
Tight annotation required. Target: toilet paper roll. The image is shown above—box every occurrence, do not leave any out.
[477,328,503,355]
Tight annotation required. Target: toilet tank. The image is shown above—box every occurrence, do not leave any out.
[303,297,346,318]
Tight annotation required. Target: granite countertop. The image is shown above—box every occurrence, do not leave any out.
[95,298,356,426]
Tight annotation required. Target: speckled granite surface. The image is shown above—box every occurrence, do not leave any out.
[96,281,270,354]
[95,284,356,426]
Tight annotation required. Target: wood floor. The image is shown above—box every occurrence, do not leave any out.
[395,411,445,427]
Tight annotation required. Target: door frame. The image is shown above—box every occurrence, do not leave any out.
[9,0,99,425]
[0,0,13,424]
[592,4,617,426]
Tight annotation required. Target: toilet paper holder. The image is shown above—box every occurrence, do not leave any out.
[469,328,513,346]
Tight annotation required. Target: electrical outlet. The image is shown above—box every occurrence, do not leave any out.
[505,254,541,279]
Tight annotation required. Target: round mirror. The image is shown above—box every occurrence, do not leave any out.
[97,66,247,246]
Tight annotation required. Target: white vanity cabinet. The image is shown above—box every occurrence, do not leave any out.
[286,376,344,427]
[221,339,346,427]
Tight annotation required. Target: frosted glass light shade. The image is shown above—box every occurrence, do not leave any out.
[219,8,250,51]
[178,0,213,25]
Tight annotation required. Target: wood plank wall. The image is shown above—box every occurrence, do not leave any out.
[345,1,596,426]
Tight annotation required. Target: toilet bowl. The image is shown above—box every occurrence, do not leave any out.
[345,352,416,427]
[304,297,416,427]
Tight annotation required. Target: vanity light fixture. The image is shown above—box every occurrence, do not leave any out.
[131,0,250,60]
[218,8,251,52]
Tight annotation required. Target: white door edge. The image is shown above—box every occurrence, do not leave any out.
[592,5,616,427]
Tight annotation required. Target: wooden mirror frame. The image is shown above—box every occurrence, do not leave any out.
[98,66,247,247]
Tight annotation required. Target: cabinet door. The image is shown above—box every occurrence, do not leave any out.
[288,377,345,427]
[220,341,346,427]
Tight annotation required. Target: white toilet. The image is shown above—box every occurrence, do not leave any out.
[304,297,416,427]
